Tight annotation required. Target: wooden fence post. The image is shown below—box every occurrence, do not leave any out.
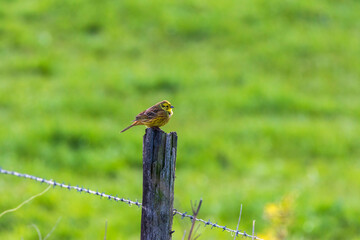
[141,128,178,240]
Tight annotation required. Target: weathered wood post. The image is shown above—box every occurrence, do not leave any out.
[141,128,177,240]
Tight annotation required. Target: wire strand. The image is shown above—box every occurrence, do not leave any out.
[0,167,262,239]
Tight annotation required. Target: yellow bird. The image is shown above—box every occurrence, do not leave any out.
[120,100,174,133]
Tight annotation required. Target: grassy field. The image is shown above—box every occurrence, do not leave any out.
[1,0,360,239]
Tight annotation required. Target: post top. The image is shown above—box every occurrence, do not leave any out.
[145,127,177,135]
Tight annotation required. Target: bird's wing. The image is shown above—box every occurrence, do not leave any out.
[135,106,161,121]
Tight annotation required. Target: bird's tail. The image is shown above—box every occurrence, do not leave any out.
[120,121,140,133]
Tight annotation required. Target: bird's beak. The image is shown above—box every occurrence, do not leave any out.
[171,106,174,108]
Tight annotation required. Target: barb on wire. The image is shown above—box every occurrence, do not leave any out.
[0,167,263,239]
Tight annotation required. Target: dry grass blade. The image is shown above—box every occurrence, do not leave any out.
[44,217,62,240]
[104,220,108,240]
[182,230,187,240]
[234,204,242,239]
[192,224,201,240]
[31,224,42,240]
[252,220,255,240]
[0,185,51,219]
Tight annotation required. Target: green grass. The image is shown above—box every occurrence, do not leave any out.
[1,0,360,239]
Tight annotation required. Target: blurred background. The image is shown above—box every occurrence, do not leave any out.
[1,0,360,239]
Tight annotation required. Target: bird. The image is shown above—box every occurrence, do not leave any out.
[120,100,174,133]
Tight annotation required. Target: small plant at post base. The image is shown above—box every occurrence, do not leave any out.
[184,199,202,240]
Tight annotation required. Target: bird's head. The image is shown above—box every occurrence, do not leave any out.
[159,100,174,115]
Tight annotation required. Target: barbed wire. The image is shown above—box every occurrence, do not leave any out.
[172,210,262,239]
[0,167,262,240]
[0,168,141,207]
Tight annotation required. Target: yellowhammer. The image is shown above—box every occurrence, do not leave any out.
[120,100,174,133]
